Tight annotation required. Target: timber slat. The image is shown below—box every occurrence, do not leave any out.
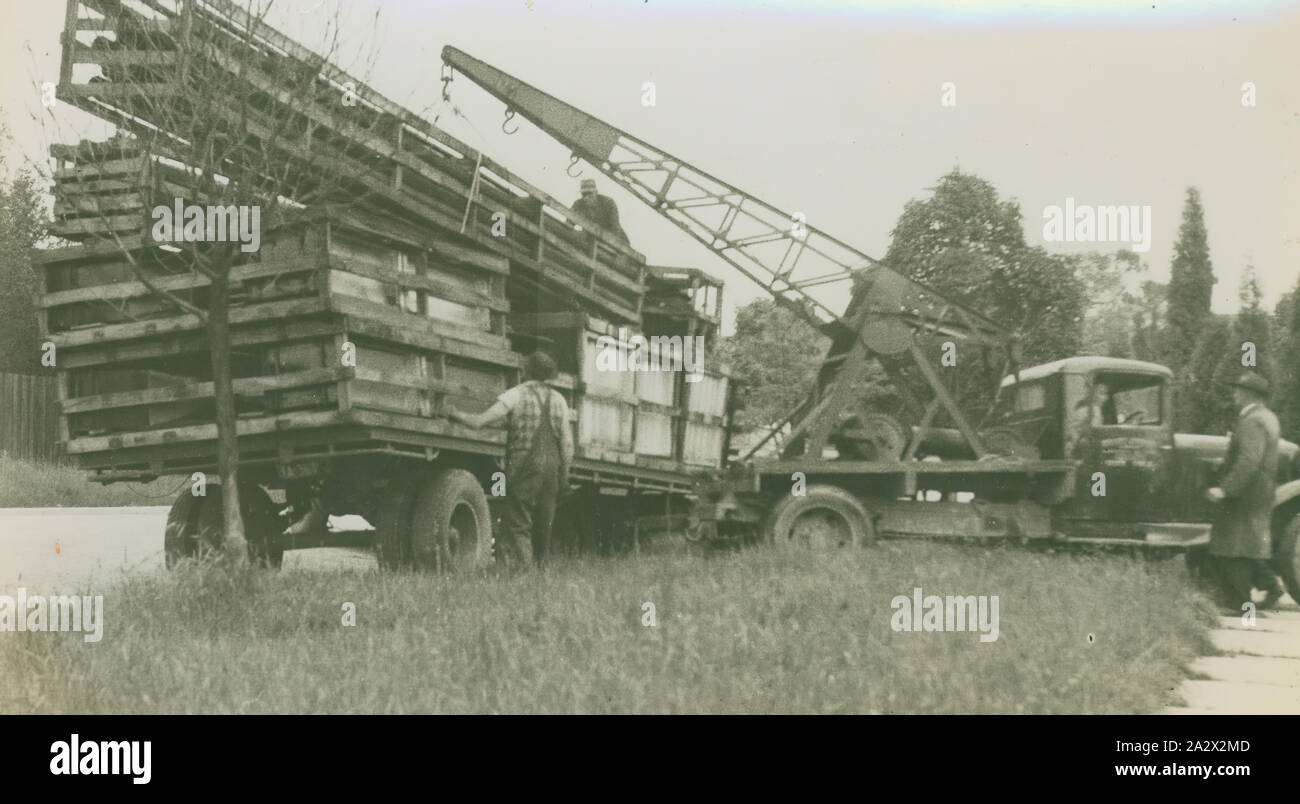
[56,318,343,369]
[64,409,347,454]
[325,256,509,313]
[42,255,324,308]
[344,316,521,369]
[327,293,508,352]
[351,365,506,398]
[60,367,351,414]
[48,296,328,348]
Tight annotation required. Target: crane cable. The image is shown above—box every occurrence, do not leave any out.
[431,76,488,235]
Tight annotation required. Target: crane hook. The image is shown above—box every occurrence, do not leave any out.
[440,64,453,102]
[565,153,583,178]
[502,108,519,136]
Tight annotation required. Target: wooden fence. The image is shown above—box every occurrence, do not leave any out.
[0,372,63,464]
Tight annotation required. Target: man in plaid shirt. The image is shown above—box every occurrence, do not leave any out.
[448,352,574,568]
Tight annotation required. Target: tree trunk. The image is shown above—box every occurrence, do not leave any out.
[208,261,247,565]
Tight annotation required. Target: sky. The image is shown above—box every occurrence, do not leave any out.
[3,0,1298,333]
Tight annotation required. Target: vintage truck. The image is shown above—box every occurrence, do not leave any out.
[431,45,1300,603]
[697,355,1300,603]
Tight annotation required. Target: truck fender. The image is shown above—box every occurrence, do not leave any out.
[1272,481,1300,531]
[1275,480,1300,511]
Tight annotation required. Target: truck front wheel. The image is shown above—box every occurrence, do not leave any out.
[1274,516,1300,603]
[766,485,874,549]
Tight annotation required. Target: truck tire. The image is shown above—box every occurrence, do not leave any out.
[374,474,419,570]
[410,468,493,572]
[164,484,282,568]
[1273,516,1300,603]
[766,485,874,549]
[1184,547,1212,583]
[164,488,207,568]
[242,485,285,570]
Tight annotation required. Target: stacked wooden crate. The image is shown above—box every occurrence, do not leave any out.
[54,0,646,326]
[641,266,724,348]
[682,372,730,468]
[40,206,520,475]
[49,138,151,243]
[511,313,730,470]
[44,0,732,477]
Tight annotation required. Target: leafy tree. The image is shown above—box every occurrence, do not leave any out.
[1078,250,1165,361]
[1174,315,1232,434]
[0,121,48,375]
[1272,279,1300,440]
[882,170,1085,420]
[1129,279,1167,364]
[715,298,826,432]
[1204,267,1270,433]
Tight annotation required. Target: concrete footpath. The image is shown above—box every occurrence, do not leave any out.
[1164,596,1300,714]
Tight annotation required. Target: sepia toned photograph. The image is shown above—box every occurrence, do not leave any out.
[0,0,1297,749]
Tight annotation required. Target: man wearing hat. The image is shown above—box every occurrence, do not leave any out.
[1204,372,1284,613]
[572,178,630,244]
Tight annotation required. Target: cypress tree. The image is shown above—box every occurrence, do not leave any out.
[1164,188,1215,374]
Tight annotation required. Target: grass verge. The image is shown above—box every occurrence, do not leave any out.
[0,454,181,508]
[0,541,1216,713]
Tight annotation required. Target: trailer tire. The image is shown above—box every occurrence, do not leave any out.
[374,474,419,570]
[164,489,206,568]
[767,485,874,549]
[410,468,493,572]
[1273,516,1300,603]
[164,484,283,569]
[242,485,285,570]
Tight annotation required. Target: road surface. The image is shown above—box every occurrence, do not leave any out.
[0,506,375,594]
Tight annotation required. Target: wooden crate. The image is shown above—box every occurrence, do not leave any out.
[48,140,205,244]
[511,312,731,471]
[55,0,648,325]
[39,206,522,472]
[642,265,724,349]
[681,371,731,468]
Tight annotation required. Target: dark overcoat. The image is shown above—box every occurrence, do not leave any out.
[1211,403,1280,559]
[572,194,629,243]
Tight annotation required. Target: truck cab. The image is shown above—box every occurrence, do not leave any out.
[997,356,1298,549]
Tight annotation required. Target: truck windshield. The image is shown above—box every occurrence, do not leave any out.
[1091,372,1163,426]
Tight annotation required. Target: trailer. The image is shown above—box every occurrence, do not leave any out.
[42,0,731,569]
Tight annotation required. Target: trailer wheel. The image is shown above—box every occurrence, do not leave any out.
[164,488,207,568]
[374,474,419,570]
[1273,516,1300,603]
[163,484,283,569]
[410,468,493,572]
[767,485,874,549]
[242,485,285,570]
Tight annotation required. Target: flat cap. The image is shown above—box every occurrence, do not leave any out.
[1228,372,1269,396]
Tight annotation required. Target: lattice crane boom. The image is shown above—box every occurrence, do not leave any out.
[440,46,1010,348]
[440,46,1020,460]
